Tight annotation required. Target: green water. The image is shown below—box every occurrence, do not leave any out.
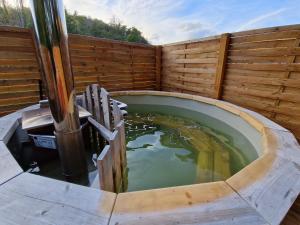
[124,104,258,192]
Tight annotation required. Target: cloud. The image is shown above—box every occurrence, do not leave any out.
[8,0,300,45]
[59,0,217,44]
[236,8,287,31]
[179,22,203,32]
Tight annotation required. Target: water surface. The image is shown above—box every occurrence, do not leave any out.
[124,104,258,192]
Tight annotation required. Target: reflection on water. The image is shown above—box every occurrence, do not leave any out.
[124,105,258,192]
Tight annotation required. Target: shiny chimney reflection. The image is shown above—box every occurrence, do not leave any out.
[30,0,87,181]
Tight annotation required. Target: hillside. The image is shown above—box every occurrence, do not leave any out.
[0,5,148,44]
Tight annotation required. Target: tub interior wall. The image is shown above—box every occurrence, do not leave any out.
[115,95,263,156]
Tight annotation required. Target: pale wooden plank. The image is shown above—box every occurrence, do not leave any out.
[0,142,22,185]
[227,153,300,225]
[262,128,300,165]
[109,131,122,193]
[0,117,19,144]
[88,117,112,141]
[110,181,268,225]
[100,88,112,131]
[97,145,114,192]
[116,120,127,174]
[112,101,123,127]
[0,173,116,225]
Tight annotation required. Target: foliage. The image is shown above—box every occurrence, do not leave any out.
[0,2,148,44]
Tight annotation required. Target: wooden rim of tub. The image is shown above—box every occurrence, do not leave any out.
[109,90,300,225]
[0,91,299,225]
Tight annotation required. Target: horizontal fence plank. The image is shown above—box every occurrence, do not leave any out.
[229,47,300,57]
[231,30,300,44]
[0,27,157,116]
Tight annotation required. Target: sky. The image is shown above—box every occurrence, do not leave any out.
[12,0,300,44]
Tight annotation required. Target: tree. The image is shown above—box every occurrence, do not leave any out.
[126,27,148,43]
[0,5,149,44]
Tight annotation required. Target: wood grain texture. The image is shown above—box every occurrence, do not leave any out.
[161,37,220,98]
[109,181,269,225]
[214,33,230,99]
[97,145,114,192]
[0,27,157,116]
[0,27,41,115]
[1,24,300,143]
[227,153,300,225]
[224,25,300,142]
[0,173,116,225]
[0,142,22,185]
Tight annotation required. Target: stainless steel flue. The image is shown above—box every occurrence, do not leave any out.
[30,0,87,180]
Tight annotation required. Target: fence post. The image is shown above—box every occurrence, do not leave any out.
[214,33,230,100]
[155,45,162,91]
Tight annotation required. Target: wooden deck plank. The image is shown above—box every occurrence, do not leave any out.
[263,128,300,165]
[0,173,116,225]
[109,181,268,225]
[227,153,300,225]
[0,117,19,144]
[0,142,22,185]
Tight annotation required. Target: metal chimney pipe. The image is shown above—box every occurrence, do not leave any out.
[30,0,87,181]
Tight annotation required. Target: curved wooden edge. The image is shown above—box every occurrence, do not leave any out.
[109,181,269,225]
[1,91,300,225]
[111,90,300,225]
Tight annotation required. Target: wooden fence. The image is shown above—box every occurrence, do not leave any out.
[223,26,300,141]
[0,26,159,116]
[69,35,160,93]
[161,35,221,97]
[161,24,300,141]
[0,24,300,141]
[0,27,41,116]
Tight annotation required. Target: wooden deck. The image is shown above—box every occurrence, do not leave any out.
[0,173,116,225]
[0,92,299,225]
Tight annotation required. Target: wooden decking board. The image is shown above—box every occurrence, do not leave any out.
[0,91,299,224]
[0,173,116,225]
[227,154,300,225]
[263,128,300,165]
[0,141,22,185]
[0,117,19,144]
[109,181,269,225]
